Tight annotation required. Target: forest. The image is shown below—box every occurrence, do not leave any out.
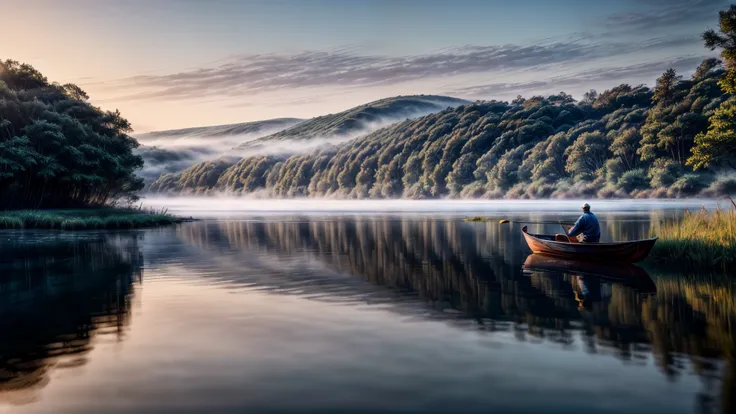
[149,7,736,199]
[0,60,143,209]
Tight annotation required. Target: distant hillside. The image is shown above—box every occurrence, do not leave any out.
[135,118,303,183]
[149,58,736,199]
[238,95,469,148]
[142,95,467,187]
[136,118,304,142]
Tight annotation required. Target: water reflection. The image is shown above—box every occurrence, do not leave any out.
[0,232,141,405]
[1,213,734,413]
[166,218,735,413]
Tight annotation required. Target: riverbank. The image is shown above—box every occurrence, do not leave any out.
[0,208,189,230]
[648,201,736,271]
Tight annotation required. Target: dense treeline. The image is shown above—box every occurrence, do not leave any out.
[150,8,736,198]
[150,60,734,198]
[0,60,143,209]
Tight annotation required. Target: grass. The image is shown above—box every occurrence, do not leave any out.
[648,197,736,271]
[0,207,187,230]
[464,216,493,222]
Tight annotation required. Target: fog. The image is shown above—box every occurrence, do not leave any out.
[135,107,457,184]
[140,196,721,218]
[134,119,303,181]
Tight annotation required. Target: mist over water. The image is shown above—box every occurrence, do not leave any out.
[141,196,722,218]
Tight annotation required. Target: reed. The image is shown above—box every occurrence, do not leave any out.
[464,216,492,222]
[649,197,736,271]
[0,208,182,230]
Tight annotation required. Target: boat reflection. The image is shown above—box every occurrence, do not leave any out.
[522,254,656,310]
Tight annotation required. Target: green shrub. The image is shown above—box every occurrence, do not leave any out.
[617,168,650,193]
[669,174,709,196]
[649,158,682,188]
[0,208,180,230]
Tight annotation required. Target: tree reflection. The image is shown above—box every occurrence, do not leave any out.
[175,217,735,412]
[0,233,141,405]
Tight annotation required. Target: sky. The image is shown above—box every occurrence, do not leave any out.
[1,0,728,132]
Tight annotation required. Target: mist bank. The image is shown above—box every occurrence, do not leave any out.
[238,95,470,147]
[134,118,303,182]
[140,196,721,218]
[146,57,736,200]
[138,95,468,185]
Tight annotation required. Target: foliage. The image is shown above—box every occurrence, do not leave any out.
[670,174,709,196]
[689,5,736,170]
[617,168,649,193]
[0,60,143,208]
[0,208,179,230]
[650,201,736,271]
[146,7,736,200]
[688,98,736,170]
[149,60,727,199]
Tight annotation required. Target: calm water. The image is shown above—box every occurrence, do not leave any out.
[1,200,734,414]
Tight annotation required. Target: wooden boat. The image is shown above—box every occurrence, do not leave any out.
[522,225,657,263]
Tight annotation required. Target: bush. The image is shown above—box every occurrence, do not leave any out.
[668,174,709,196]
[649,158,682,188]
[617,168,650,193]
[0,208,180,230]
[702,177,736,196]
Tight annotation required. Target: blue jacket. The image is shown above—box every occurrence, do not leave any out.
[569,212,600,242]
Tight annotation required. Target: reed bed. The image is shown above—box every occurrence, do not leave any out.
[649,198,736,271]
[464,216,493,222]
[0,207,181,230]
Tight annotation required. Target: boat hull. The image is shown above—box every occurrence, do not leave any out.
[522,226,657,263]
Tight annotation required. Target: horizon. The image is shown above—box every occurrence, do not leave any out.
[2,0,726,132]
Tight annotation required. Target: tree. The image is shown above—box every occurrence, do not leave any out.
[703,5,736,94]
[565,131,611,180]
[0,59,143,208]
[653,69,682,105]
[610,128,641,171]
[581,89,598,105]
[692,58,722,81]
[688,5,736,170]
[688,99,736,171]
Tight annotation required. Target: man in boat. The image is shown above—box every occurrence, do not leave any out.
[567,203,600,243]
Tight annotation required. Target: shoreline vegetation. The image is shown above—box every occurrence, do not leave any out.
[648,198,736,271]
[0,207,189,230]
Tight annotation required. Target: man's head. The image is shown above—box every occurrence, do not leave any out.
[582,202,591,212]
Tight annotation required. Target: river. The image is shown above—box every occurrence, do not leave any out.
[0,199,733,414]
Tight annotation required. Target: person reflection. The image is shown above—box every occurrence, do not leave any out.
[571,275,610,310]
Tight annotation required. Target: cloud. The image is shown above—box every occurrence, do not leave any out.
[98,35,701,103]
[606,0,726,29]
[451,55,710,98]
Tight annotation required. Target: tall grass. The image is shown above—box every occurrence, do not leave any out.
[464,216,493,222]
[649,197,736,271]
[0,208,182,230]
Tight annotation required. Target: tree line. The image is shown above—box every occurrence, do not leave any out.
[0,60,143,209]
[150,6,736,199]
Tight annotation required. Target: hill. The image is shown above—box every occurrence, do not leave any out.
[149,58,736,198]
[238,95,469,149]
[136,117,303,143]
[144,95,468,187]
[134,118,303,182]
